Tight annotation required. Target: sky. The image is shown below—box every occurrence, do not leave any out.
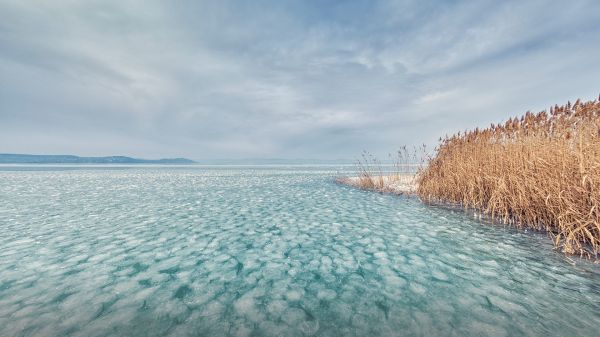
[1,0,600,161]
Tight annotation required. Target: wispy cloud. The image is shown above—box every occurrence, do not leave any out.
[1,0,599,159]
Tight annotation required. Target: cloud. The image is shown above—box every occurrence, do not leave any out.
[1,0,599,160]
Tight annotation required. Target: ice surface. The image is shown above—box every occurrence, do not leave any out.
[0,166,599,336]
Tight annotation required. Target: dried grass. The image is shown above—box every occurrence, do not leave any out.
[340,148,423,193]
[417,97,600,257]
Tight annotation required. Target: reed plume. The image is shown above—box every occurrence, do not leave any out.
[417,97,600,257]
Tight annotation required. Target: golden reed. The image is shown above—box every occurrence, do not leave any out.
[417,97,600,257]
[349,148,422,191]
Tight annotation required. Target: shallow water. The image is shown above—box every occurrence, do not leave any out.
[0,166,599,337]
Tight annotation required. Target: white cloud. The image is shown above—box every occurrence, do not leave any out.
[1,0,599,159]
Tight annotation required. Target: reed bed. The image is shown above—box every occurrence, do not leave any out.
[417,97,600,257]
[340,149,422,193]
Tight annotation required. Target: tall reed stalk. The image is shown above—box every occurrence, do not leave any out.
[347,147,424,192]
[417,97,600,257]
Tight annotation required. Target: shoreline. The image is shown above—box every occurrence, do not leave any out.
[337,174,417,195]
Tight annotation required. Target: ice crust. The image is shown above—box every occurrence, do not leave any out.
[0,166,599,336]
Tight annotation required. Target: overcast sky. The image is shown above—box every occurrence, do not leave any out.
[1,0,599,160]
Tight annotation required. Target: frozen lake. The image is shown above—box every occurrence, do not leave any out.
[0,166,599,336]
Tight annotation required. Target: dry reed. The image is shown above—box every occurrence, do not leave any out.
[340,148,423,193]
[354,150,386,190]
[417,97,600,257]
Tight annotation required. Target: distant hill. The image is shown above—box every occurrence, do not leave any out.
[0,154,196,164]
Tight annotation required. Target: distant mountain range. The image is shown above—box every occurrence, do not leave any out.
[0,154,196,164]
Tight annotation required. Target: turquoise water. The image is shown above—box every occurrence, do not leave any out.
[0,166,599,337]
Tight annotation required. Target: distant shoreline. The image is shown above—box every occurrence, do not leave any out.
[0,153,195,164]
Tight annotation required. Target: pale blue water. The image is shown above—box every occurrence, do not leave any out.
[0,166,599,337]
